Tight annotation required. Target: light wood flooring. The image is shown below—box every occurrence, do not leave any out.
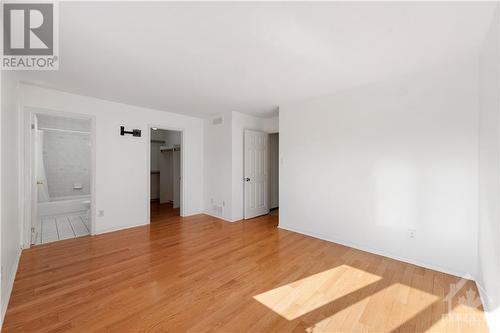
[3,204,488,332]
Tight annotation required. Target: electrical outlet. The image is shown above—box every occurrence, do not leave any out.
[408,229,416,239]
[98,210,104,217]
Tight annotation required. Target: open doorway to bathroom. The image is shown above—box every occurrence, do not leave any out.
[149,127,182,222]
[30,113,93,245]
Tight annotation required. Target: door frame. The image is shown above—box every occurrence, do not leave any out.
[243,129,270,219]
[22,107,97,248]
[146,125,185,223]
[268,131,279,210]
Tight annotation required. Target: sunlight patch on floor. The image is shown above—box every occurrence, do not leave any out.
[306,283,440,332]
[253,264,381,320]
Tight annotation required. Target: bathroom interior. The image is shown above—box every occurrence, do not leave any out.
[32,114,92,245]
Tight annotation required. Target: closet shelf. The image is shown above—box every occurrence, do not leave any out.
[160,147,181,152]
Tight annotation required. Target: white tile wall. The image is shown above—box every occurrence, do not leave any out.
[38,114,90,132]
[44,131,91,197]
[38,115,91,198]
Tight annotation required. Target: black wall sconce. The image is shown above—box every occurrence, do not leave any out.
[120,126,142,137]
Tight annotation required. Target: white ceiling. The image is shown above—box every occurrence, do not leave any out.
[18,1,497,118]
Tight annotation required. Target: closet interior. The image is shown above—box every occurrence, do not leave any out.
[150,128,181,218]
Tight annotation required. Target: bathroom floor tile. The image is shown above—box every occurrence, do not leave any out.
[34,211,90,245]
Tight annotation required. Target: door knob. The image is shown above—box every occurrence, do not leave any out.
[245,177,250,182]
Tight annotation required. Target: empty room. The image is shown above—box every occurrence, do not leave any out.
[1,1,500,332]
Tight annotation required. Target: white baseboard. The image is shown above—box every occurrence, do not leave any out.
[278,225,474,280]
[93,211,225,235]
[1,247,22,327]
[95,212,230,235]
[477,281,499,333]
[181,211,204,217]
[203,212,237,223]
[483,309,500,333]
[95,222,148,235]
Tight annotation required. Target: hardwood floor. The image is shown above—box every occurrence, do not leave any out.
[3,206,488,332]
[150,201,180,220]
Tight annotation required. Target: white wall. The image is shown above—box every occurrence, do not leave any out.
[478,6,500,317]
[204,113,233,220]
[151,129,181,146]
[204,111,278,221]
[20,84,204,234]
[151,128,166,142]
[166,131,181,146]
[1,73,2,320]
[280,61,479,277]
[1,72,21,323]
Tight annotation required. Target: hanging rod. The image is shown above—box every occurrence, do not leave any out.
[39,127,90,134]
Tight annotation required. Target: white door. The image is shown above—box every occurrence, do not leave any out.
[31,114,39,244]
[244,130,269,219]
[173,149,181,209]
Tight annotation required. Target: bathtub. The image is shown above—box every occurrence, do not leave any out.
[38,195,91,217]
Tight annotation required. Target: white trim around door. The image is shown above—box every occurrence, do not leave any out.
[146,125,186,223]
[22,107,97,248]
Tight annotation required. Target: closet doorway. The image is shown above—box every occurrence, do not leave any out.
[149,127,183,222]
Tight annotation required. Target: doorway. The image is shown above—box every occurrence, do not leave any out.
[28,112,94,245]
[149,127,182,222]
[243,130,279,219]
[268,132,279,217]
